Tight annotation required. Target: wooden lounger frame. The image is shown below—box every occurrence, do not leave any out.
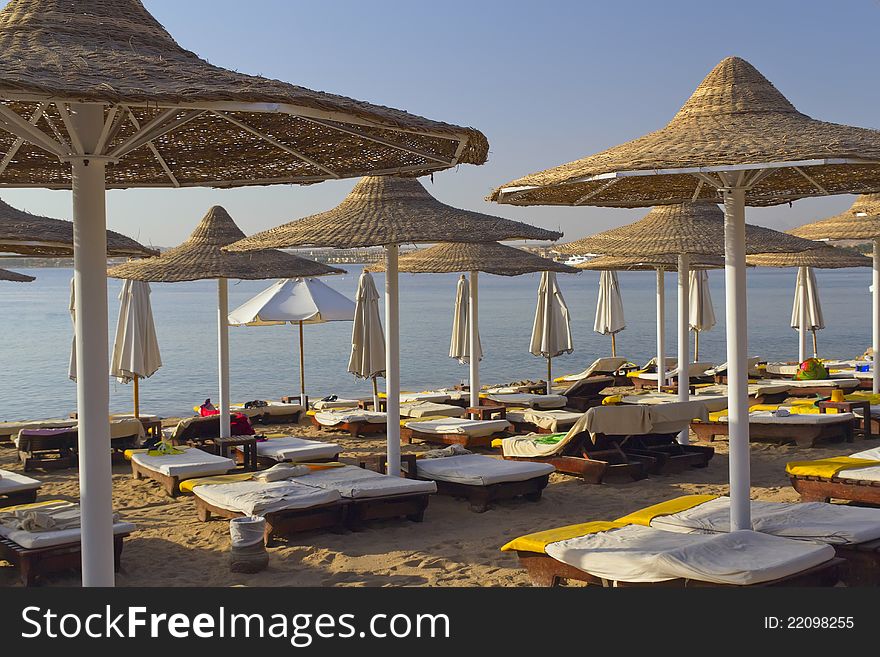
[790,474,880,506]
[0,533,128,586]
[400,425,501,448]
[232,449,340,469]
[17,431,78,472]
[621,434,714,474]
[559,375,616,412]
[310,415,385,438]
[691,417,854,448]
[0,487,39,508]
[130,458,236,497]
[513,551,843,587]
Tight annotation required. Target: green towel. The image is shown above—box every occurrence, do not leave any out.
[534,433,567,445]
[795,358,829,381]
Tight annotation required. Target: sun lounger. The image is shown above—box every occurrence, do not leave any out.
[229,402,304,424]
[188,476,346,545]
[0,418,76,443]
[788,446,880,506]
[556,357,629,383]
[705,358,762,383]
[554,375,617,411]
[410,452,554,512]
[502,521,839,587]
[484,393,567,409]
[756,377,860,396]
[311,409,387,437]
[235,435,341,466]
[506,408,583,434]
[691,408,855,447]
[16,427,77,471]
[630,362,715,391]
[312,398,364,410]
[401,417,511,447]
[691,381,791,403]
[0,500,134,586]
[625,494,880,585]
[167,414,253,444]
[0,469,41,507]
[398,401,466,419]
[129,447,236,496]
[620,391,729,412]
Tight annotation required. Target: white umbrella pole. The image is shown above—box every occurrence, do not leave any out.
[723,184,751,531]
[217,278,231,439]
[677,253,690,444]
[469,271,480,410]
[798,267,808,363]
[299,320,306,407]
[874,239,880,395]
[385,245,401,476]
[656,268,666,390]
[70,103,114,586]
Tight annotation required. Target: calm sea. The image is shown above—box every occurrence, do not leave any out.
[0,265,872,421]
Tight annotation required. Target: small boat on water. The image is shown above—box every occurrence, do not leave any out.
[562,254,590,267]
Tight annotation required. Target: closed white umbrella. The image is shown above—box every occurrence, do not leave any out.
[593,270,625,356]
[449,274,482,364]
[531,271,574,393]
[229,277,354,406]
[348,271,386,408]
[110,280,162,418]
[790,266,824,360]
[689,270,716,361]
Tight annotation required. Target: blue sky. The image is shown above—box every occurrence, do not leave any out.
[2,0,880,247]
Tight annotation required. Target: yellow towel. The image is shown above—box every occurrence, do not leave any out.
[501,520,628,554]
[615,494,718,526]
[0,499,68,513]
[785,456,880,479]
[602,395,622,405]
[306,409,317,416]
[491,438,503,448]
[626,369,648,378]
[845,392,880,404]
[707,405,821,422]
[400,416,450,426]
[179,473,255,493]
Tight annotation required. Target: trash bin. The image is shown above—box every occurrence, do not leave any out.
[229,516,268,573]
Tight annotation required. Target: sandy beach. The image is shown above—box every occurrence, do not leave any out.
[0,410,864,588]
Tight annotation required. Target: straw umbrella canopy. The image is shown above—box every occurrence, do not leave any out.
[747,245,870,361]
[577,253,726,389]
[594,270,626,356]
[790,195,880,391]
[227,175,561,474]
[109,206,344,437]
[689,270,716,361]
[0,0,488,587]
[348,271,386,408]
[531,271,574,392]
[491,55,880,532]
[227,277,355,405]
[370,240,574,411]
[0,267,33,281]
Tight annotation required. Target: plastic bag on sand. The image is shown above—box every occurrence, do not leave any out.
[229,516,268,574]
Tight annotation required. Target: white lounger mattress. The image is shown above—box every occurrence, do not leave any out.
[193,480,341,516]
[0,520,136,550]
[622,393,728,412]
[506,409,582,432]
[399,401,465,418]
[230,402,303,417]
[406,418,510,437]
[297,465,436,499]
[827,447,880,482]
[501,435,563,458]
[0,469,41,495]
[314,410,387,426]
[544,525,835,585]
[415,454,554,486]
[486,393,567,409]
[716,410,854,425]
[760,378,859,388]
[649,496,880,545]
[312,398,362,410]
[237,436,340,462]
[399,392,451,403]
[131,448,235,478]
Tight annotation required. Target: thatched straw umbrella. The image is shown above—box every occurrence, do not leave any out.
[109,206,344,437]
[577,253,725,389]
[790,195,880,391]
[557,202,812,441]
[371,241,575,410]
[0,267,34,282]
[0,0,487,585]
[227,176,560,475]
[747,246,871,361]
[491,56,880,531]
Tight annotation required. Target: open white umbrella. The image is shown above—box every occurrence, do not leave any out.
[228,277,354,406]
[110,279,162,417]
[531,271,574,393]
[348,270,386,409]
[449,274,482,364]
[791,267,823,361]
[689,270,716,361]
[593,270,625,356]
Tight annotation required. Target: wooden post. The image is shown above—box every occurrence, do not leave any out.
[298,320,306,406]
[133,376,140,419]
[694,330,700,362]
[611,332,617,357]
[546,356,552,394]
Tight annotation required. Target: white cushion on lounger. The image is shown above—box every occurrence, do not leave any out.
[0,469,41,495]
[406,417,510,437]
[649,496,880,545]
[833,447,880,482]
[131,448,234,478]
[500,435,563,458]
[716,410,854,425]
[399,401,465,418]
[314,410,387,426]
[231,402,303,418]
[850,446,880,460]
[311,398,362,410]
[486,393,567,409]
[193,480,340,516]
[622,393,729,412]
[506,409,582,432]
[0,419,76,439]
[415,454,554,486]
[760,378,859,388]
[297,465,436,499]
[0,520,136,550]
[560,357,628,382]
[544,525,834,585]
[237,436,340,462]
[398,392,451,403]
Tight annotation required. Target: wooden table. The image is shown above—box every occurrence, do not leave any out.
[466,405,506,420]
[213,436,258,471]
[817,400,872,440]
[359,398,387,412]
